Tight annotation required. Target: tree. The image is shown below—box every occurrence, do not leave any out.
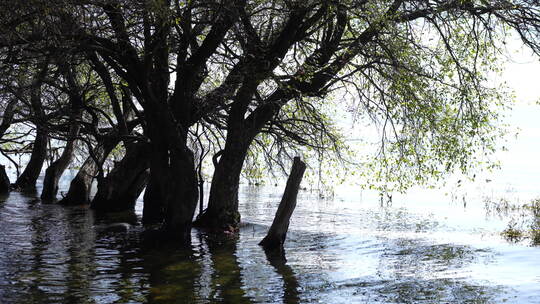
[2,0,540,243]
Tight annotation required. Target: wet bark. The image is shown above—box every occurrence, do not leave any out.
[40,124,80,201]
[58,139,118,206]
[90,142,150,212]
[13,126,48,190]
[260,157,306,251]
[0,165,9,194]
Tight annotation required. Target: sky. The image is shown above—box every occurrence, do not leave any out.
[484,41,540,197]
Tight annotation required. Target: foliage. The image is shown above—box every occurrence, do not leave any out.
[2,0,540,202]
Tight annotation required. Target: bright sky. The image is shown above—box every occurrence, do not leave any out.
[485,40,540,197]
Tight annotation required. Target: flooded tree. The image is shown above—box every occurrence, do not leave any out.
[12,64,49,190]
[1,0,540,245]
[260,157,306,251]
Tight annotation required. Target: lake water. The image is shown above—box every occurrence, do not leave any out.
[0,177,539,304]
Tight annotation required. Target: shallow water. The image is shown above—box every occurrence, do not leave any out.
[0,182,539,304]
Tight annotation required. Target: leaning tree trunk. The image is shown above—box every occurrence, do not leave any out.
[259,157,306,251]
[40,124,80,201]
[58,139,118,206]
[0,165,9,194]
[13,126,48,190]
[90,142,150,212]
[194,139,250,231]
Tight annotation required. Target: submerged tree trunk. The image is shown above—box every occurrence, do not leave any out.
[13,127,48,190]
[0,165,9,194]
[90,142,150,212]
[195,140,249,230]
[162,145,199,242]
[14,63,49,190]
[260,157,306,251]
[141,128,168,226]
[58,139,117,206]
[41,124,80,201]
[142,157,166,226]
[142,107,199,244]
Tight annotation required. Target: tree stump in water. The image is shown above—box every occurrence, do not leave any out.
[0,165,10,193]
[259,157,306,251]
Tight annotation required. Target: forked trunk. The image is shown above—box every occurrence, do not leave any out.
[41,125,80,201]
[91,142,150,212]
[58,140,117,205]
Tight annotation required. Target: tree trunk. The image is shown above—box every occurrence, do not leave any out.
[40,124,80,201]
[0,100,16,194]
[142,107,199,244]
[58,139,117,206]
[260,157,306,251]
[0,164,9,194]
[194,141,249,230]
[14,63,49,190]
[148,138,198,243]
[162,145,199,242]
[13,126,48,190]
[90,142,150,212]
[142,143,168,226]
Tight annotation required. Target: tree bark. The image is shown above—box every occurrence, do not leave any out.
[141,135,169,225]
[40,124,80,201]
[142,107,199,244]
[13,63,49,190]
[90,141,150,212]
[0,165,9,194]
[13,126,48,190]
[194,134,250,230]
[0,100,17,194]
[259,157,306,251]
[58,139,118,205]
[162,145,199,242]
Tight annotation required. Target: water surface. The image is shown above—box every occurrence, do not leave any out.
[0,182,539,303]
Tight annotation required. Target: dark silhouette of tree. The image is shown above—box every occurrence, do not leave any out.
[1,0,540,244]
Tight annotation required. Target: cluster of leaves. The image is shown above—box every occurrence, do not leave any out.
[2,0,540,196]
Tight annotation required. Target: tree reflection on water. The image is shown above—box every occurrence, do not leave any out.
[0,188,534,303]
